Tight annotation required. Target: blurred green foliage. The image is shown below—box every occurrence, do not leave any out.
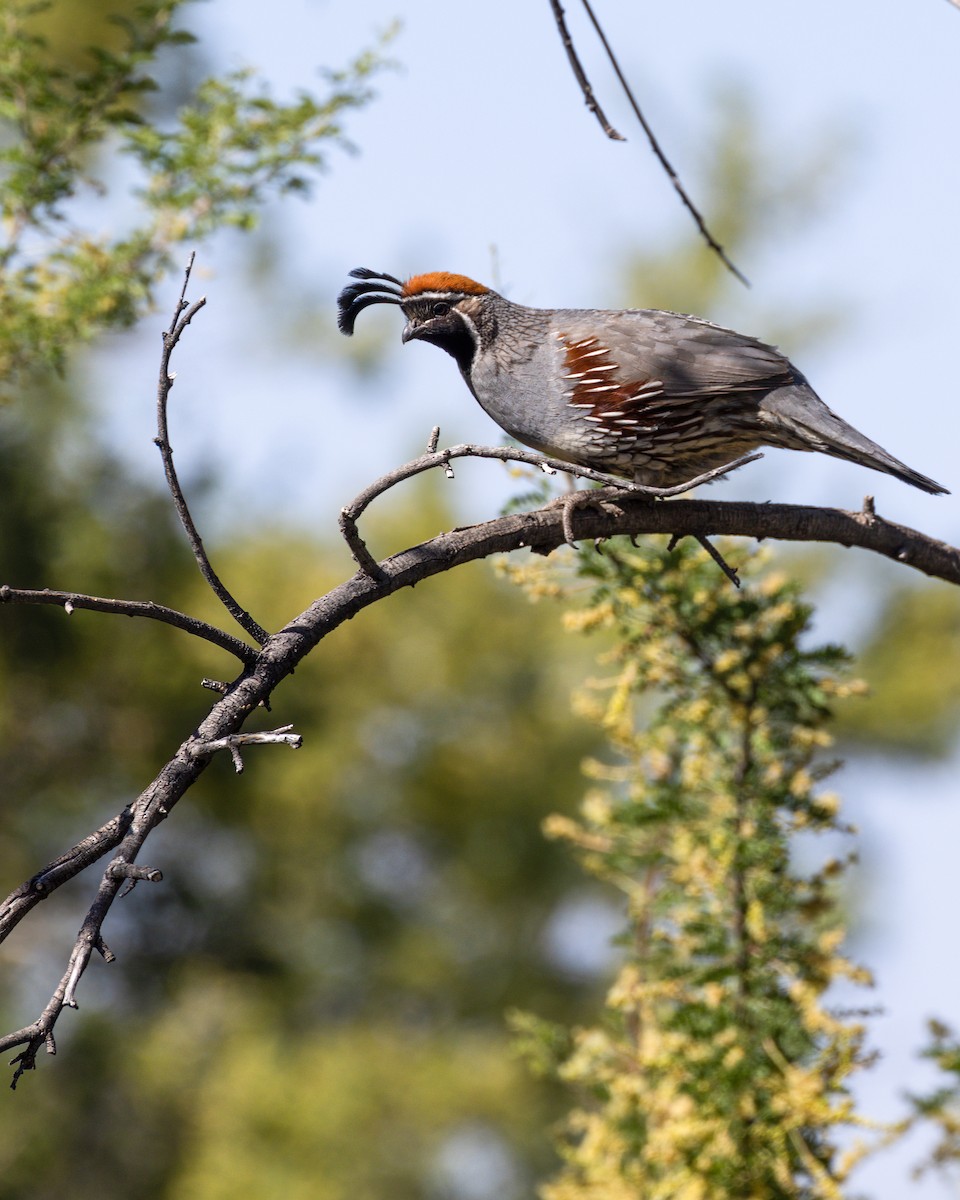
[837,582,960,757]
[907,1020,960,1187]
[0,0,383,383]
[506,539,876,1197]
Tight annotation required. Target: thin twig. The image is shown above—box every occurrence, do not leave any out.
[548,0,625,140]
[339,440,762,575]
[339,508,387,581]
[106,861,163,883]
[189,724,303,774]
[549,0,748,285]
[667,533,741,588]
[0,809,133,942]
[695,534,740,587]
[5,854,134,1085]
[155,255,270,645]
[0,585,257,664]
[580,0,748,286]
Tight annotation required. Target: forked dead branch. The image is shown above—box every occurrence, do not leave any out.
[1,261,958,1087]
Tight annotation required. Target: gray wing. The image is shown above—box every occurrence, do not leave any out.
[559,308,797,398]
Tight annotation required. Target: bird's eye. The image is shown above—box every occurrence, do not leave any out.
[432,301,450,317]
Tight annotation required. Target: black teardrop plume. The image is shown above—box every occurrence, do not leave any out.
[337,267,404,335]
[348,267,405,287]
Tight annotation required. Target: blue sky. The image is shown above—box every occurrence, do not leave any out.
[87,3,960,1195]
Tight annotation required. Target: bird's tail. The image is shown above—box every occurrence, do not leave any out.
[761,384,949,496]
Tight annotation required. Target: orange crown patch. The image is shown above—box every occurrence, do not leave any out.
[402,272,490,298]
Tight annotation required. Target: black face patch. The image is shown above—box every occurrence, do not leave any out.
[402,302,477,373]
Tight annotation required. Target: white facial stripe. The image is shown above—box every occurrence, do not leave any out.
[453,307,480,348]
[403,291,475,303]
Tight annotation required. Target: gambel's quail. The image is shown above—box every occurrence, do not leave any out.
[337,269,948,495]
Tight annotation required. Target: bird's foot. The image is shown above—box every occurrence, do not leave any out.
[546,485,637,548]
